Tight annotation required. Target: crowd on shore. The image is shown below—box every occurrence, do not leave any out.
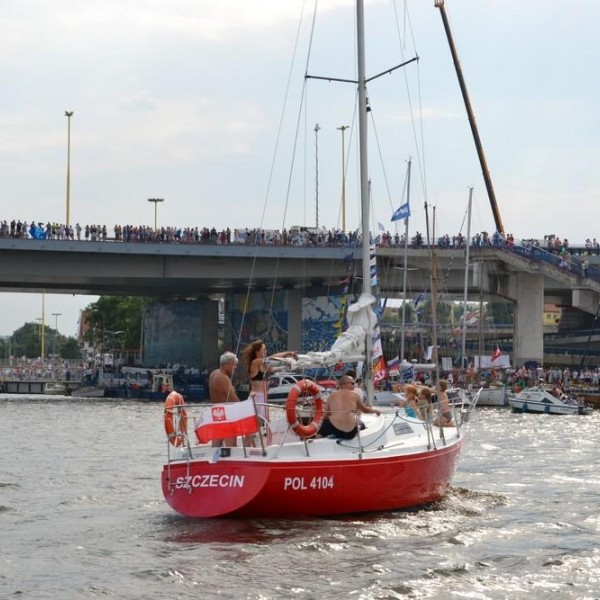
[0,357,85,382]
[459,364,600,392]
[3,354,600,396]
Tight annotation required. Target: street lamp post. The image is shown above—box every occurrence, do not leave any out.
[65,111,74,227]
[314,124,321,228]
[36,317,44,360]
[52,312,61,357]
[337,125,349,231]
[147,198,164,230]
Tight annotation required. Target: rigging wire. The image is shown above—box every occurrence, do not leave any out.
[391,0,429,205]
[234,0,316,356]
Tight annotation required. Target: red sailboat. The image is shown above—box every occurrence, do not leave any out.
[162,397,465,518]
[161,0,477,519]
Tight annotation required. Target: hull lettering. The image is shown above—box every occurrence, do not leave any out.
[284,476,334,491]
[175,474,245,490]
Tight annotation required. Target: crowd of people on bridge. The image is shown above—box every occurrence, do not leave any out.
[0,217,544,251]
[4,217,600,283]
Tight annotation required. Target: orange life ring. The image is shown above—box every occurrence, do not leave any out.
[285,379,324,438]
[164,391,188,446]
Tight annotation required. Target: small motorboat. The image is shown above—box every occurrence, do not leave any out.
[44,382,69,396]
[508,385,592,415]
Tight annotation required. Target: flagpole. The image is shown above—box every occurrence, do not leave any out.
[400,159,411,363]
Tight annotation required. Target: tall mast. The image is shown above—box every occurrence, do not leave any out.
[357,0,370,291]
[434,0,504,235]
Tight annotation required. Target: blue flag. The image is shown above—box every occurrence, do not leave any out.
[401,365,414,382]
[391,202,410,222]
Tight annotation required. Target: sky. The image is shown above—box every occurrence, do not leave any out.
[1,0,599,338]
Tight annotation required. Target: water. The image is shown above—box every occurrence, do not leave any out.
[1,396,599,600]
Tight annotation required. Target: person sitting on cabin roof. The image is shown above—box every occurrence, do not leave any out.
[318,375,381,440]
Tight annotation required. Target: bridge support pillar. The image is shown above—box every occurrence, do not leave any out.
[287,289,303,351]
[572,288,600,314]
[201,298,220,368]
[511,272,544,366]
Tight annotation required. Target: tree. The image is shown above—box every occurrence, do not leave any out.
[487,300,514,326]
[60,337,83,359]
[2,322,83,359]
[83,296,149,354]
[418,299,453,325]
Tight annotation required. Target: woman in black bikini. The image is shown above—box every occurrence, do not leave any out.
[241,340,296,425]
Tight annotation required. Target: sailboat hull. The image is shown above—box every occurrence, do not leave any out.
[161,438,463,518]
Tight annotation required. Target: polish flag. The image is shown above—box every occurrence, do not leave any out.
[491,346,502,362]
[194,399,259,444]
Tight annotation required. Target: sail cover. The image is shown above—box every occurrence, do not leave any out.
[266,293,377,369]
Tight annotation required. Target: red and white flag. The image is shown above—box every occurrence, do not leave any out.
[491,346,502,362]
[194,399,259,444]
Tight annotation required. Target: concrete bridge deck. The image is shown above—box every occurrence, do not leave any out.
[2,237,600,366]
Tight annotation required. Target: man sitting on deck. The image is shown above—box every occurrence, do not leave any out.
[318,375,381,440]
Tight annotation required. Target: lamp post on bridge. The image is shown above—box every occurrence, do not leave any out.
[147,198,164,230]
[314,123,321,228]
[65,111,74,227]
[337,125,349,231]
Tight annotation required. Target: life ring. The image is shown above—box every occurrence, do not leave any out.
[285,379,324,438]
[164,391,188,446]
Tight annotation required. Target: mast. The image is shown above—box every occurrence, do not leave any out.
[400,159,412,363]
[460,187,473,368]
[434,0,504,235]
[425,203,440,385]
[356,0,374,393]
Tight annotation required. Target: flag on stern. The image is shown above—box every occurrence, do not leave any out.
[194,399,259,444]
[391,202,411,222]
[387,356,400,373]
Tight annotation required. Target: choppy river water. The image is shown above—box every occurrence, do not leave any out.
[1,396,599,599]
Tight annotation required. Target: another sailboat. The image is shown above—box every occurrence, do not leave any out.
[161,0,478,519]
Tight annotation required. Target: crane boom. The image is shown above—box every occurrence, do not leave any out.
[434,0,505,235]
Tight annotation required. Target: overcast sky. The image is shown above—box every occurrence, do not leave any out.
[1,0,598,338]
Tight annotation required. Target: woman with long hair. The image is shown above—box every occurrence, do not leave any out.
[241,340,296,432]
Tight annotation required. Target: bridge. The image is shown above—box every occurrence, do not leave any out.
[1,237,599,368]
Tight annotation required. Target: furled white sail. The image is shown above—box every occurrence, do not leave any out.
[265,293,377,369]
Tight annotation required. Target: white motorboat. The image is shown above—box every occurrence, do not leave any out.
[476,385,508,407]
[508,386,592,415]
[44,382,69,396]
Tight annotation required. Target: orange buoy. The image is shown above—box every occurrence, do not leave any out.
[164,391,188,446]
[285,379,324,438]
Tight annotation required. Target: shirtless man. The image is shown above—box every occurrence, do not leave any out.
[208,352,240,446]
[319,375,381,440]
